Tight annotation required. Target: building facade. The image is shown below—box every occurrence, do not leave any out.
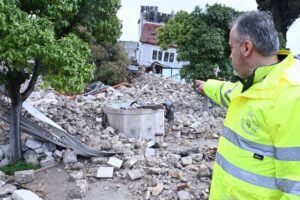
[138,6,188,77]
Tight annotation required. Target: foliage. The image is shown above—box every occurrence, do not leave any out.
[18,0,122,43]
[93,43,130,85]
[0,0,94,93]
[158,4,240,81]
[256,0,300,40]
[278,32,287,49]
[0,161,39,175]
[0,0,109,163]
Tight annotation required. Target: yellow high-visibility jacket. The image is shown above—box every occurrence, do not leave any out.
[204,50,300,200]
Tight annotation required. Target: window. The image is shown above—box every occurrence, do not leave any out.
[169,53,175,62]
[164,52,169,62]
[158,51,162,61]
[152,50,158,60]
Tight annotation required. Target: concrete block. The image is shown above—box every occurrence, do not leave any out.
[14,170,34,184]
[96,167,114,178]
[108,157,123,169]
[40,157,55,168]
[127,169,144,180]
[25,138,42,149]
[145,148,155,158]
[12,189,43,200]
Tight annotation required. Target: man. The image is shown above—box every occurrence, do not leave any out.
[195,11,300,199]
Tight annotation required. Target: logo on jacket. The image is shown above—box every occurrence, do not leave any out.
[240,111,259,135]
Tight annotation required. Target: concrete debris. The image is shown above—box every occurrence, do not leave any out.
[178,190,192,200]
[97,167,114,178]
[151,182,164,196]
[40,156,55,168]
[107,157,123,169]
[144,147,156,158]
[127,169,144,181]
[12,189,43,200]
[14,170,35,184]
[63,149,77,164]
[0,73,226,199]
[0,184,17,196]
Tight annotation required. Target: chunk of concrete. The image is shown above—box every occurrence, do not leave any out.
[177,190,192,200]
[63,149,77,164]
[127,169,144,180]
[108,157,123,169]
[14,170,34,184]
[40,157,55,168]
[12,189,43,200]
[123,157,138,169]
[152,182,164,196]
[25,138,42,149]
[145,148,155,158]
[181,156,193,166]
[0,184,17,196]
[0,170,6,181]
[96,167,114,178]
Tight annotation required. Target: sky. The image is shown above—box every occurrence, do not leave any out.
[117,0,300,55]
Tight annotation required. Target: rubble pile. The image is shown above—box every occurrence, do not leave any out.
[0,73,226,200]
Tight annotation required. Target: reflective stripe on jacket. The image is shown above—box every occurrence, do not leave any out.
[205,50,300,200]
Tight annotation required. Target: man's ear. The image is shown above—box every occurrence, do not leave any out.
[242,40,253,57]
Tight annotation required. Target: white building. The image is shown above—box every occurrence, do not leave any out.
[119,40,139,64]
[137,6,188,80]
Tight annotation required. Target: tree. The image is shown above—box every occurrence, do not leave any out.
[18,0,122,43]
[18,0,127,85]
[0,1,95,163]
[257,0,300,40]
[158,4,240,82]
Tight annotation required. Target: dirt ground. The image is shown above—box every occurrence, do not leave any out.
[25,164,134,200]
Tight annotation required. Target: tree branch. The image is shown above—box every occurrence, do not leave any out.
[21,59,40,101]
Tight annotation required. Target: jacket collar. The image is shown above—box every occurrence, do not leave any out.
[239,50,294,99]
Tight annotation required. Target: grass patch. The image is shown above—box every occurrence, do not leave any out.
[0,161,39,175]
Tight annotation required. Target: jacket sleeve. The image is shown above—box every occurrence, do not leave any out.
[203,79,242,107]
[270,86,300,199]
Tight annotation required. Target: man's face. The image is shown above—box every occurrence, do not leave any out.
[229,26,247,78]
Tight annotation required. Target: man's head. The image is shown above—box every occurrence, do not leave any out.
[229,11,279,78]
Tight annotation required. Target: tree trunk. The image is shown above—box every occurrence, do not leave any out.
[6,61,40,164]
[9,86,23,164]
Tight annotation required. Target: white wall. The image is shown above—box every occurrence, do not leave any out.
[138,43,187,68]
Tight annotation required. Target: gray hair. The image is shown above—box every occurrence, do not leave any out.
[231,11,279,56]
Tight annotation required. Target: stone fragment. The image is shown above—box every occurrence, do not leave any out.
[12,189,43,200]
[181,156,193,166]
[25,138,42,149]
[53,150,63,159]
[23,150,39,165]
[72,162,84,170]
[178,190,192,200]
[40,156,55,168]
[197,163,211,178]
[0,157,9,167]
[42,142,56,152]
[69,170,84,180]
[145,148,155,158]
[0,184,17,196]
[123,157,138,169]
[108,157,123,169]
[127,169,144,180]
[148,167,161,175]
[90,157,107,164]
[0,171,6,181]
[63,149,77,164]
[97,167,114,178]
[14,170,34,184]
[102,126,115,135]
[151,182,164,196]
